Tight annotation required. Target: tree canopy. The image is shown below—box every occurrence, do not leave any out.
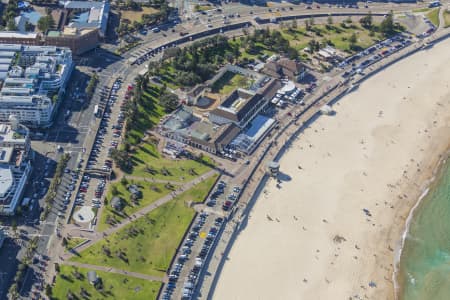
[380,11,395,36]
[37,15,55,32]
[159,91,179,112]
[360,12,373,29]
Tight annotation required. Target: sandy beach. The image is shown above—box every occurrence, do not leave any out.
[212,38,450,300]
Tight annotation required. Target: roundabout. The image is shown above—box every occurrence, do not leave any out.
[73,206,95,224]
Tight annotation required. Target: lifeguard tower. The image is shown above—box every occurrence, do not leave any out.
[267,161,280,177]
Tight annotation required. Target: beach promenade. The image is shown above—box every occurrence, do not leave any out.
[204,29,450,300]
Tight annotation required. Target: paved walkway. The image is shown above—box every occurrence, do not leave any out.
[64,261,167,283]
[119,175,186,185]
[438,7,446,30]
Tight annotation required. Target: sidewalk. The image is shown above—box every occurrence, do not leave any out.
[64,261,167,283]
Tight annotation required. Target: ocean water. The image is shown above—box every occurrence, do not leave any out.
[399,158,450,300]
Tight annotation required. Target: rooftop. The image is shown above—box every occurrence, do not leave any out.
[0,124,28,144]
[0,164,13,196]
[0,43,72,112]
[0,32,37,39]
[162,106,197,132]
[219,89,255,114]
[62,0,110,35]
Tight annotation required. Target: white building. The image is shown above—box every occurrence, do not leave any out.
[61,0,110,37]
[0,120,32,216]
[0,44,73,127]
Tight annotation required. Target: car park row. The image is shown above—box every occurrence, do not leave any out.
[339,33,415,77]
[161,212,225,300]
[161,179,244,299]
[68,78,128,222]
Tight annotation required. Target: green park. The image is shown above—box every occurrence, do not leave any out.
[51,265,161,300]
[70,175,218,277]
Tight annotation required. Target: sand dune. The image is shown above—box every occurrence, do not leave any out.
[213,38,450,300]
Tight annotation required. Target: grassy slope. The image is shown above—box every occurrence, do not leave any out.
[126,85,165,146]
[129,142,212,182]
[444,10,450,28]
[52,265,161,300]
[65,237,87,251]
[281,24,382,53]
[71,178,217,276]
[120,7,160,23]
[426,8,440,27]
[98,181,171,231]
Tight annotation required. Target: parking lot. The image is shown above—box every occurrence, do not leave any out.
[70,77,132,226]
[160,177,246,300]
[339,33,415,77]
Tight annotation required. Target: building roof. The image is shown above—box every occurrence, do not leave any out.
[210,79,280,126]
[0,65,10,72]
[0,52,16,59]
[63,0,110,34]
[214,123,241,146]
[87,270,98,282]
[0,124,27,144]
[0,163,13,197]
[14,16,28,32]
[63,0,105,9]
[0,32,37,39]
[277,58,304,74]
[0,45,22,52]
[230,115,275,154]
[0,58,12,65]
[162,106,196,131]
[47,31,61,37]
[262,59,306,79]
[111,196,123,209]
[257,78,282,100]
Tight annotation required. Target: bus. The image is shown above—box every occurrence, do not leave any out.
[94,104,100,117]
[429,1,441,8]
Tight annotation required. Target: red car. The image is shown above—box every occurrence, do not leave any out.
[222,201,232,211]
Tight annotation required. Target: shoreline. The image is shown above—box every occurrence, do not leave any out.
[211,33,450,300]
[393,151,450,300]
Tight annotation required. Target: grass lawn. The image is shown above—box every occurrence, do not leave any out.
[412,7,431,13]
[51,265,161,300]
[125,85,166,146]
[70,178,217,277]
[444,10,450,28]
[120,7,159,23]
[156,65,180,90]
[282,24,382,53]
[185,173,218,203]
[426,8,440,27]
[229,39,275,61]
[98,181,171,231]
[195,4,212,12]
[65,237,87,251]
[211,71,252,95]
[129,142,213,182]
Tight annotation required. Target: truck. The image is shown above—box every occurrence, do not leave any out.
[94,104,100,117]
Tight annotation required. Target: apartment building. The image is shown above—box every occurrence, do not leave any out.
[0,44,73,127]
[0,120,32,216]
